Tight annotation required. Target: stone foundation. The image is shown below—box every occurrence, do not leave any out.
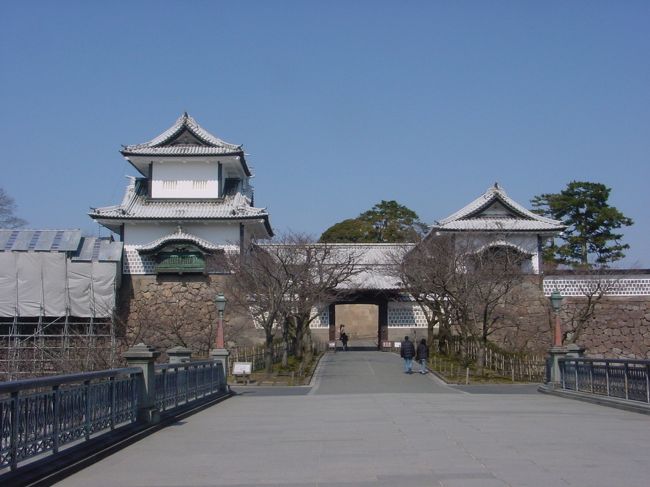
[564,296,650,359]
[117,274,263,360]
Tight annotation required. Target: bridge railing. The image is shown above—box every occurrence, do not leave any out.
[155,360,225,412]
[0,344,229,475]
[559,357,650,403]
[0,367,141,472]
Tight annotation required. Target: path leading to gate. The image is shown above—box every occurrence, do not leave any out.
[59,352,650,487]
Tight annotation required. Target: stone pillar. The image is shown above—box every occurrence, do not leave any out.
[123,343,161,423]
[547,346,569,387]
[167,346,192,364]
[210,348,230,391]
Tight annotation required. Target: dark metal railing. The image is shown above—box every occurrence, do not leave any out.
[0,368,141,471]
[0,358,228,474]
[559,358,650,404]
[154,360,225,412]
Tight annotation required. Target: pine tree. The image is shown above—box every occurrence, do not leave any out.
[531,181,633,267]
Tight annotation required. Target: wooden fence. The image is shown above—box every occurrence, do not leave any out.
[445,336,547,382]
[228,339,327,375]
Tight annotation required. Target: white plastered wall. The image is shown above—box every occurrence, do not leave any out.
[151,161,219,198]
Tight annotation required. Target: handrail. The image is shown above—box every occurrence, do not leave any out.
[0,367,142,394]
[155,360,215,371]
[558,357,650,404]
[559,357,649,366]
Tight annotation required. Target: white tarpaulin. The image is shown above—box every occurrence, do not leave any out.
[68,262,92,317]
[42,253,67,316]
[0,253,17,316]
[91,262,117,317]
[17,253,42,316]
[0,253,118,318]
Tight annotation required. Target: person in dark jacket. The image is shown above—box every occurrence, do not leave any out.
[400,336,416,374]
[340,331,349,351]
[416,338,429,374]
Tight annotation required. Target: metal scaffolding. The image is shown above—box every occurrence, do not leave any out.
[0,230,123,380]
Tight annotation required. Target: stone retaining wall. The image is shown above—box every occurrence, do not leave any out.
[564,296,650,359]
[116,274,262,360]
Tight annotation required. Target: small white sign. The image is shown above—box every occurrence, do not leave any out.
[393,342,401,348]
[233,362,252,375]
[328,341,337,349]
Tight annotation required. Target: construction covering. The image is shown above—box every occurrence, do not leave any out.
[0,231,122,318]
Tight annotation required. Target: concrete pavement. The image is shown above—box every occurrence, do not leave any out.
[58,351,650,487]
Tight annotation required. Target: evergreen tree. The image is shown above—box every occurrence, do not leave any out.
[319,200,427,243]
[531,181,633,267]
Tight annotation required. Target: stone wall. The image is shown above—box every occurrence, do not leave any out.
[116,274,263,360]
[490,277,650,359]
[563,296,650,359]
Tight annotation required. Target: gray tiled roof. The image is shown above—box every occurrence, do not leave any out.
[120,113,252,177]
[259,243,413,290]
[121,112,242,156]
[89,178,268,221]
[123,145,240,156]
[432,183,565,233]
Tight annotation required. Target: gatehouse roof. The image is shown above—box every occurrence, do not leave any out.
[431,183,565,234]
[120,113,252,176]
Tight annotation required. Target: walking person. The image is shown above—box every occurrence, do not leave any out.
[400,335,416,374]
[340,331,349,351]
[339,324,349,351]
[416,338,429,374]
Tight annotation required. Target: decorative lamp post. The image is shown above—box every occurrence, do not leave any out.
[550,290,563,347]
[215,292,227,349]
[545,288,568,387]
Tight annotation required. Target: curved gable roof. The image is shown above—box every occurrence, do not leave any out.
[432,183,565,233]
[120,113,251,176]
[137,227,229,253]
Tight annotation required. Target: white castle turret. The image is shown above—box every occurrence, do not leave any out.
[90,113,273,275]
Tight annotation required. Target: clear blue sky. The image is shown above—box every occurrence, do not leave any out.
[1,1,648,266]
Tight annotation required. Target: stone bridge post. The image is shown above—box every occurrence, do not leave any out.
[123,343,161,423]
[210,348,230,391]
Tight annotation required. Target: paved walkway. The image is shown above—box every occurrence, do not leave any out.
[59,352,650,487]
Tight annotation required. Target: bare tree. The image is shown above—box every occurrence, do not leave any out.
[266,236,365,365]
[236,235,365,371]
[226,243,294,373]
[463,246,526,373]
[0,188,26,228]
[398,234,527,372]
[396,235,459,354]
